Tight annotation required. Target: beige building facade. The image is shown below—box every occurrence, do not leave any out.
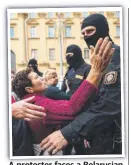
[10,11,120,77]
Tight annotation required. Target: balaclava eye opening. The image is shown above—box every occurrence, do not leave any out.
[66,44,85,70]
[81,14,113,48]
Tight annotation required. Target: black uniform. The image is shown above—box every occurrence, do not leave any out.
[60,14,122,155]
[62,44,90,95]
[61,45,91,155]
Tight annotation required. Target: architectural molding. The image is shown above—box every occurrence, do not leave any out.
[45,19,56,25]
[73,12,81,18]
[63,19,74,25]
[27,18,39,25]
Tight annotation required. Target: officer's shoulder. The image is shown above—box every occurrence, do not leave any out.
[112,44,120,57]
[113,44,120,50]
[80,62,91,69]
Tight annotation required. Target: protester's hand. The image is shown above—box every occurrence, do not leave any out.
[89,36,115,74]
[12,96,46,121]
[40,130,68,155]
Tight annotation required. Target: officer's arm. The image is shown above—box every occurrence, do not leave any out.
[61,68,121,143]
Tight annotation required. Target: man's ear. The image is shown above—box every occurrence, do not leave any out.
[25,87,34,94]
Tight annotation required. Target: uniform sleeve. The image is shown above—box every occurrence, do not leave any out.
[61,66,121,142]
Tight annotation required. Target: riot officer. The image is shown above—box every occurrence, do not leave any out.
[62,44,90,96]
[61,45,91,154]
[61,13,121,155]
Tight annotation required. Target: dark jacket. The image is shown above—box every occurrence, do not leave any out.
[44,86,71,100]
[61,63,91,96]
[12,118,34,156]
[61,44,121,154]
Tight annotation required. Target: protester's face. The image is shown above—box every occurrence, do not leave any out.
[47,73,58,86]
[26,71,47,93]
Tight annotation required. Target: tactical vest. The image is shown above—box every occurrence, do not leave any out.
[64,63,90,95]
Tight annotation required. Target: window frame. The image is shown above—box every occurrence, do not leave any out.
[116,25,120,37]
[48,26,55,38]
[31,49,38,59]
[10,27,15,38]
[84,48,89,60]
[30,26,37,38]
[49,48,55,61]
[65,26,71,37]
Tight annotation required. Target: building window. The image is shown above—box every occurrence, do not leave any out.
[65,12,71,18]
[30,27,36,38]
[115,11,120,18]
[48,26,55,38]
[65,26,71,37]
[10,27,14,38]
[116,26,120,37]
[99,11,104,15]
[31,49,38,59]
[29,13,37,18]
[49,48,55,61]
[82,12,88,18]
[84,48,89,59]
[48,12,54,18]
[10,13,15,19]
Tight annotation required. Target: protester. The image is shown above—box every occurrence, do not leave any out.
[44,69,58,86]
[44,69,70,100]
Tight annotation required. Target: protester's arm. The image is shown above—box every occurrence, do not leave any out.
[12,96,46,121]
[40,80,98,117]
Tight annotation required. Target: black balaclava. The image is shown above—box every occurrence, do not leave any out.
[66,44,85,70]
[28,59,41,76]
[81,14,113,48]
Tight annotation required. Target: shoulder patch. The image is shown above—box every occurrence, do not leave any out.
[104,71,118,84]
